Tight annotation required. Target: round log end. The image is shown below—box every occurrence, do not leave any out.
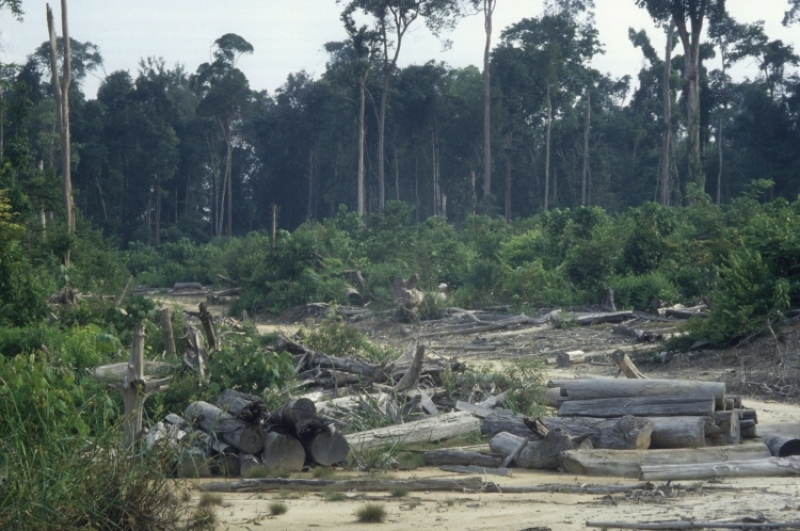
[309,430,350,466]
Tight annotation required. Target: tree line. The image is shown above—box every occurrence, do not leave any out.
[0,0,799,248]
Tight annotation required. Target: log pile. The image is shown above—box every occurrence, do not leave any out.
[148,390,350,478]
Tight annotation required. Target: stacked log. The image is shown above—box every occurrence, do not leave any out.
[153,391,350,478]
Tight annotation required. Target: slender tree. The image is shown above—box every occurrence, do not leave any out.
[659,21,675,206]
[470,0,498,201]
[46,0,73,266]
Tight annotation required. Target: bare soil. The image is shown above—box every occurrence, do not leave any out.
[163,296,800,530]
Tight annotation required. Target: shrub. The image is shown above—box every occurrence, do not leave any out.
[356,503,387,523]
[610,272,680,311]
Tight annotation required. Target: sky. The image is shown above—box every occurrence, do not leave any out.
[0,1,797,99]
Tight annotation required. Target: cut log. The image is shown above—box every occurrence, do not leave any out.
[558,395,715,418]
[534,416,653,450]
[560,445,772,478]
[200,476,483,493]
[423,450,504,468]
[712,410,740,445]
[550,378,726,409]
[765,436,800,457]
[611,350,647,379]
[261,432,306,472]
[556,350,598,368]
[738,408,758,424]
[266,398,328,438]
[176,448,212,478]
[439,465,511,477]
[648,416,706,449]
[611,324,654,342]
[515,428,592,469]
[239,453,265,477]
[185,401,266,454]
[196,302,217,351]
[306,429,350,466]
[457,401,515,419]
[641,455,800,480]
[392,274,425,310]
[740,419,757,439]
[586,520,800,530]
[481,415,532,438]
[489,432,531,457]
[345,411,479,450]
[216,389,268,424]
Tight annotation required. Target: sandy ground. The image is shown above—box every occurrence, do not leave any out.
[191,395,800,531]
[151,293,800,529]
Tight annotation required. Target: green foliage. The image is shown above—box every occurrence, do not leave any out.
[356,503,387,523]
[301,316,394,363]
[269,501,289,515]
[610,272,680,311]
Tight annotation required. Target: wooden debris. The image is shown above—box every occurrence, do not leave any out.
[261,432,306,471]
[550,378,726,409]
[440,465,512,477]
[586,520,800,530]
[765,435,800,457]
[423,450,504,468]
[345,411,480,450]
[640,455,800,481]
[560,445,772,478]
[185,401,266,454]
[611,350,647,379]
[558,395,716,418]
[394,344,424,392]
[199,476,483,493]
[533,416,654,450]
[216,389,268,423]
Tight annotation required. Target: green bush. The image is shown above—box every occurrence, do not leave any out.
[610,272,680,311]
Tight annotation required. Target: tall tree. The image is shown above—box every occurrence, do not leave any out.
[469,0,498,202]
[659,22,675,206]
[194,34,253,237]
[46,0,73,266]
[337,0,459,211]
[636,0,726,197]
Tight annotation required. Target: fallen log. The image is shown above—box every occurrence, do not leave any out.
[345,411,480,450]
[556,350,600,368]
[216,389,268,424]
[550,310,633,327]
[560,445,771,478]
[534,416,653,450]
[489,430,590,469]
[440,465,511,476]
[174,282,204,291]
[558,395,715,418]
[612,324,655,342]
[550,378,726,409]
[305,429,350,466]
[712,410,740,445]
[765,435,800,457]
[489,432,532,458]
[199,476,483,493]
[393,344,424,392]
[640,455,800,481]
[648,416,707,449]
[457,401,515,419]
[185,401,266,454]
[266,398,328,438]
[423,450,504,468]
[484,483,712,495]
[239,453,265,477]
[586,520,800,530]
[740,419,757,439]
[260,432,306,472]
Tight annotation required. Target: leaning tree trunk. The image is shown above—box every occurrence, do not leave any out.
[47,0,73,267]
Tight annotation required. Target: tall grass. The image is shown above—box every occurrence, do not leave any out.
[0,354,188,531]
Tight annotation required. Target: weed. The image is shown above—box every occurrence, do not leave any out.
[356,503,387,523]
[313,466,336,479]
[269,502,289,516]
[198,492,224,507]
[323,490,347,502]
[388,487,409,498]
[187,505,218,531]
[444,498,456,507]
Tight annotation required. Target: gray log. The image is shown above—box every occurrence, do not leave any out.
[185,401,266,454]
[515,428,591,469]
[159,307,176,358]
[537,416,653,450]
[480,414,531,438]
[550,378,726,409]
[423,450,504,468]
[216,389,268,423]
[345,411,479,450]
[558,395,715,418]
[712,410,740,445]
[740,419,757,439]
[307,429,350,466]
[765,435,800,457]
[561,445,772,478]
[641,455,800,481]
[439,465,511,477]
[457,401,515,419]
[261,432,306,472]
[239,453,265,477]
[648,416,706,449]
[200,476,484,493]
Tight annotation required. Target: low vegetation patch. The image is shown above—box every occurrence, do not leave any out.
[356,503,387,523]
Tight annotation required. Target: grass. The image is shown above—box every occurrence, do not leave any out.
[198,492,224,507]
[323,490,347,502]
[388,487,408,498]
[243,466,292,479]
[444,498,456,507]
[356,503,387,523]
[312,466,336,479]
[187,506,218,531]
[269,502,289,516]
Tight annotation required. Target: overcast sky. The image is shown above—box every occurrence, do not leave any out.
[0,1,797,99]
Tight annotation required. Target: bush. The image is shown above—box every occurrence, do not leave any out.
[610,272,680,311]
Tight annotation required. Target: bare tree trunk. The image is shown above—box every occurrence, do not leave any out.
[378,75,388,211]
[307,147,314,219]
[717,111,723,205]
[581,91,591,206]
[504,132,511,221]
[47,0,73,267]
[544,83,552,211]
[155,173,161,245]
[482,0,497,200]
[674,12,704,196]
[225,126,233,237]
[394,144,400,202]
[358,79,366,215]
[432,129,440,216]
[660,21,675,206]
